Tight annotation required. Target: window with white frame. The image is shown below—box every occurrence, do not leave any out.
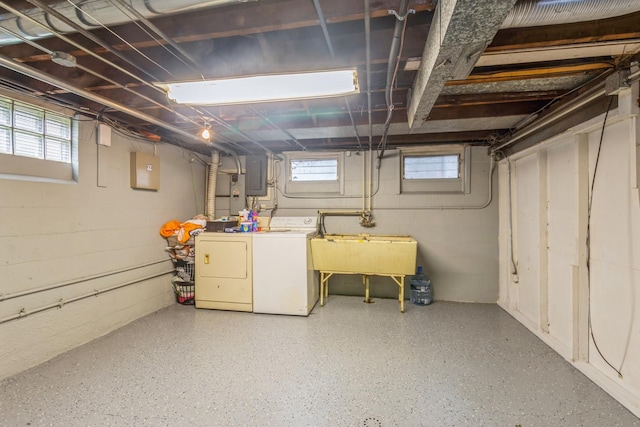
[404,154,460,179]
[290,158,338,181]
[285,151,344,194]
[0,92,77,182]
[0,96,72,163]
[400,145,470,193]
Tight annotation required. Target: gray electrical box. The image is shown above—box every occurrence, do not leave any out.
[245,155,268,196]
[229,173,246,214]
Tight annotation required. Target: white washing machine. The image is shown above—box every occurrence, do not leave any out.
[252,216,319,316]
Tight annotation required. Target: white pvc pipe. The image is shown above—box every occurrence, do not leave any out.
[206,151,220,220]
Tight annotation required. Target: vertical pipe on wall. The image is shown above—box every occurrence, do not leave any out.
[538,150,550,333]
[206,150,220,220]
[508,156,519,311]
[364,0,373,214]
[576,133,590,362]
[362,150,366,211]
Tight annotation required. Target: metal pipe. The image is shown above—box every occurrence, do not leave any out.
[203,107,275,155]
[25,0,160,81]
[318,210,366,216]
[362,147,366,211]
[311,0,362,151]
[386,0,408,109]
[369,154,496,210]
[0,10,220,143]
[312,0,335,58]
[231,151,242,175]
[6,0,260,153]
[249,106,307,151]
[0,0,166,96]
[364,0,373,213]
[206,150,219,219]
[0,0,256,46]
[0,53,233,153]
[0,25,204,130]
[0,270,174,325]
[344,97,363,151]
[109,0,204,76]
[491,83,608,153]
[0,259,170,301]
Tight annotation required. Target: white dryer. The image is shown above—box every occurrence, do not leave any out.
[252,216,319,316]
[195,232,252,312]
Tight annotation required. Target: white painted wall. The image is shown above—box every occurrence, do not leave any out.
[0,118,206,380]
[498,83,640,417]
[216,146,499,303]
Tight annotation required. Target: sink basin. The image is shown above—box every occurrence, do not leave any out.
[310,233,417,275]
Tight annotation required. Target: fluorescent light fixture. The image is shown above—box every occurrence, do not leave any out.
[156,69,359,105]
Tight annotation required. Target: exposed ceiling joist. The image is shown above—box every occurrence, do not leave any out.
[0,0,638,154]
[406,0,519,129]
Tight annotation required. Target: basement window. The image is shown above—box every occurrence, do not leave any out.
[0,92,77,183]
[284,151,344,194]
[400,145,470,193]
[404,154,460,179]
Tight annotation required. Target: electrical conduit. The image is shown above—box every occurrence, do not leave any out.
[207,150,219,220]
[0,269,174,325]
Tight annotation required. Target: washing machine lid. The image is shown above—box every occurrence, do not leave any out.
[268,216,317,232]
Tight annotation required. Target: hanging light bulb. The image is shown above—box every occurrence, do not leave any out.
[200,122,211,140]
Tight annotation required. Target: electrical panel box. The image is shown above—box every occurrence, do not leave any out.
[130,152,160,191]
[229,173,246,213]
[245,155,268,196]
[97,123,112,146]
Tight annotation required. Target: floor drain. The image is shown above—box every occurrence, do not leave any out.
[362,417,382,427]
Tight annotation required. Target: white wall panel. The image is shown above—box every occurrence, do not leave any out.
[498,85,640,417]
[587,120,638,391]
[546,141,578,348]
[513,154,540,324]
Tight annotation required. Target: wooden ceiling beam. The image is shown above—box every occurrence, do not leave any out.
[4,0,431,64]
[489,11,640,51]
[449,62,612,86]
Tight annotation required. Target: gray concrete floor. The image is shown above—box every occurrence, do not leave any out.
[1,297,639,427]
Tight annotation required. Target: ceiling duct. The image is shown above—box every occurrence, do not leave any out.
[502,0,640,29]
[0,0,256,46]
[406,0,519,129]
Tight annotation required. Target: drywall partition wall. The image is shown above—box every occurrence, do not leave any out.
[498,85,640,417]
[0,119,206,380]
[217,146,499,303]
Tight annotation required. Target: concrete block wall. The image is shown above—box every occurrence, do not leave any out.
[215,146,499,303]
[0,118,206,380]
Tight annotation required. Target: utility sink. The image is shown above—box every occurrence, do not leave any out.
[310,233,417,275]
